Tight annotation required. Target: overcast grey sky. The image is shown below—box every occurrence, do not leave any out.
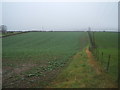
[2,2,118,31]
[0,2,2,26]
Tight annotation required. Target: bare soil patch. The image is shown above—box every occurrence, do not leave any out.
[86,48,103,75]
[2,63,36,88]
[2,59,64,88]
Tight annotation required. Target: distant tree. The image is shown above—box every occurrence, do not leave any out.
[88,27,91,31]
[0,25,7,34]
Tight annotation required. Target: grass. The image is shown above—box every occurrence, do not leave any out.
[0,33,2,37]
[2,31,118,88]
[47,32,118,88]
[94,32,118,81]
[47,48,117,88]
[47,49,90,88]
[2,32,88,88]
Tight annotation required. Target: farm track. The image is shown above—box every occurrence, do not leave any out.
[2,32,118,88]
[47,48,118,88]
[86,48,103,75]
[86,48,117,88]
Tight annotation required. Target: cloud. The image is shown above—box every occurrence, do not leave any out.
[2,2,118,31]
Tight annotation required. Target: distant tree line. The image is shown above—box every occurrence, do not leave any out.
[0,25,7,34]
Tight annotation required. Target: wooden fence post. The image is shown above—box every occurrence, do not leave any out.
[101,52,103,63]
[106,54,111,72]
[97,49,99,60]
[102,52,103,58]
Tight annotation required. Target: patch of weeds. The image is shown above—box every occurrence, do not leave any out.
[81,64,86,67]
[27,74,36,77]
[27,71,44,77]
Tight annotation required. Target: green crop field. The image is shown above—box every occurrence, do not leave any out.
[2,31,118,88]
[2,32,88,88]
[94,32,118,81]
[47,32,118,88]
